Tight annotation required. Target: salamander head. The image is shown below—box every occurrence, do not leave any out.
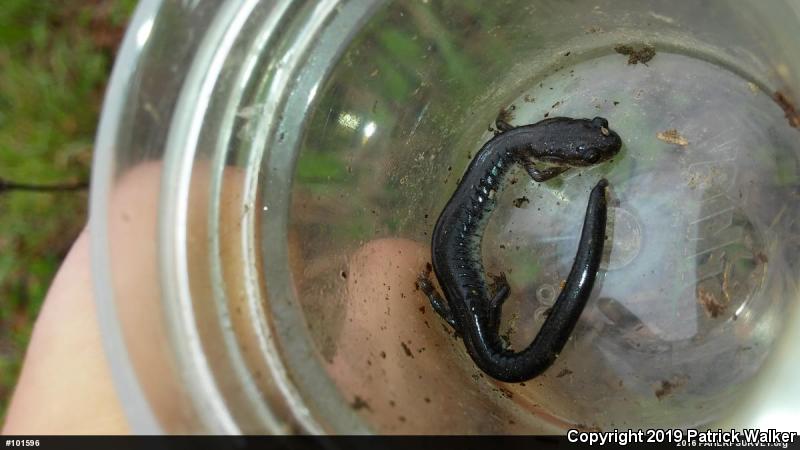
[536,116,622,167]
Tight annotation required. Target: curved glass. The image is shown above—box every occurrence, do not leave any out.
[91,0,800,433]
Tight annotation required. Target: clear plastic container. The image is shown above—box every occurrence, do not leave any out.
[91,0,800,433]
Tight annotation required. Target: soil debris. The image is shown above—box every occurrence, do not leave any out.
[614,44,656,65]
[512,196,530,208]
[400,342,414,358]
[697,286,725,318]
[773,91,800,129]
[656,128,689,146]
[350,395,372,411]
[556,368,573,378]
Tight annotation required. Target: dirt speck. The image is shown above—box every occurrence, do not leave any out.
[556,368,573,378]
[512,196,530,208]
[400,342,414,358]
[614,44,656,65]
[655,379,681,400]
[697,286,725,318]
[494,387,514,399]
[497,105,516,124]
[656,128,689,146]
[755,252,769,264]
[350,395,372,411]
[773,91,800,129]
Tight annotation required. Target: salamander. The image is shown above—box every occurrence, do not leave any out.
[417,116,622,382]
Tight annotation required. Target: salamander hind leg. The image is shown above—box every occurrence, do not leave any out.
[487,273,510,333]
[416,275,460,332]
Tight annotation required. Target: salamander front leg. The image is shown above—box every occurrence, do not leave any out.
[523,160,568,182]
[495,119,515,133]
[416,275,460,332]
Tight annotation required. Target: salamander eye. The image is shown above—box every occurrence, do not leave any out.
[600,126,610,136]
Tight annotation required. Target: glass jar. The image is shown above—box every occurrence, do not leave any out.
[91,0,800,433]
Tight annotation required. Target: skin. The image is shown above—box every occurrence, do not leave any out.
[1,229,129,434]
[417,117,622,383]
[1,162,179,434]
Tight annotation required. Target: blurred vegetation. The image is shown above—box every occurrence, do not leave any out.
[0,0,137,421]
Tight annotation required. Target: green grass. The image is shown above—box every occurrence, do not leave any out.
[0,0,137,422]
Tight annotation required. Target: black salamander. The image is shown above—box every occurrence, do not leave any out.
[417,116,622,382]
